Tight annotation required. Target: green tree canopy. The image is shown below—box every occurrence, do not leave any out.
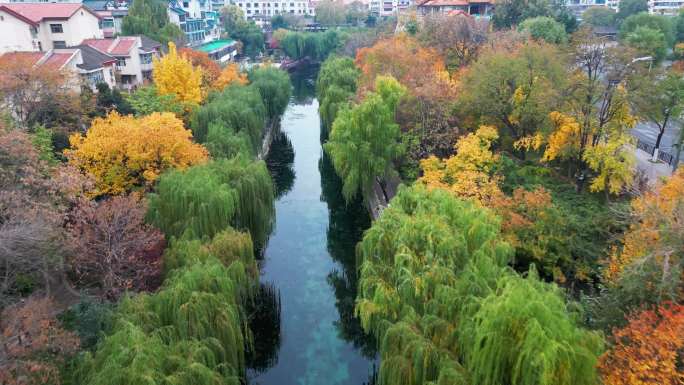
[147,157,274,247]
[356,185,602,385]
[122,0,184,44]
[492,0,576,31]
[581,6,617,27]
[248,67,292,121]
[323,76,406,202]
[316,56,360,130]
[519,16,568,44]
[625,25,668,62]
[191,84,266,149]
[616,0,648,21]
[619,12,675,47]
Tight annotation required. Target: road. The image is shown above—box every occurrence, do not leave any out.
[630,121,680,183]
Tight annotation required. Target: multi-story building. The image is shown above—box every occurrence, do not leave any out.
[82,0,129,37]
[368,0,413,16]
[0,3,103,53]
[82,35,161,89]
[416,0,494,18]
[168,0,221,46]
[648,0,684,15]
[230,0,315,20]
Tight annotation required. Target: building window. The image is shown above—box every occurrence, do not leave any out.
[140,53,153,64]
[30,26,38,38]
[50,24,63,33]
[53,41,66,49]
[102,19,114,28]
[183,1,189,6]
[116,58,126,68]
[85,70,105,86]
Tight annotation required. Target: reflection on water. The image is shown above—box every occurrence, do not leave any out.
[247,283,282,373]
[249,69,376,385]
[266,131,295,199]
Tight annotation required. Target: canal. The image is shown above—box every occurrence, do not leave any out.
[249,69,377,385]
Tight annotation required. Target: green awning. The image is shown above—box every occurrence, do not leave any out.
[197,39,237,53]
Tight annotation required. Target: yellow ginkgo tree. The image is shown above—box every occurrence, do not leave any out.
[153,42,204,105]
[419,125,503,204]
[66,111,208,196]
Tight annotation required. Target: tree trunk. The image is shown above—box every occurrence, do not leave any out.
[652,124,667,162]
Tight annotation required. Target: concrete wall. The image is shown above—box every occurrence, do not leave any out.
[0,9,36,52]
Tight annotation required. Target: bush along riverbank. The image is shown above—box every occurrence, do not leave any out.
[68,66,291,385]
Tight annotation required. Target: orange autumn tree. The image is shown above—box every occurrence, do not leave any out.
[599,302,684,385]
[354,34,456,98]
[66,111,208,196]
[606,169,684,287]
[153,42,204,104]
[178,47,221,91]
[214,63,248,90]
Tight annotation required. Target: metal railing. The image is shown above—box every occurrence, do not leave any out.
[636,138,675,165]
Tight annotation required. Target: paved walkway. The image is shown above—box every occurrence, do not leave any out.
[633,146,673,185]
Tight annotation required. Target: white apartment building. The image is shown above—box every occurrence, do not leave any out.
[0,3,103,53]
[229,0,315,20]
[648,0,684,15]
[369,0,412,16]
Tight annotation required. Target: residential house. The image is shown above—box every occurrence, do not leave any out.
[82,0,129,37]
[82,35,161,90]
[648,0,684,15]
[73,43,117,89]
[0,48,114,91]
[0,3,103,53]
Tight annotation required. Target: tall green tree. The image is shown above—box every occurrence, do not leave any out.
[221,6,264,58]
[323,76,406,202]
[619,12,675,47]
[458,40,566,142]
[625,26,668,63]
[316,56,360,130]
[616,0,648,21]
[581,6,617,28]
[147,157,274,247]
[630,71,684,161]
[356,185,603,385]
[122,0,183,44]
[519,16,568,44]
[248,67,292,121]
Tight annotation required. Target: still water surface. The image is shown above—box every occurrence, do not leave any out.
[250,70,377,385]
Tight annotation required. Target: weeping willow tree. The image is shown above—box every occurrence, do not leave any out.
[74,229,258,385]
[356,185,603,385]
[324,75,406,202]
[279,30,341,61]
[459,268,604,385]
[316,56,360,132]
[190,84,266,148]
[147,157,274,247]
[248,67,292,121]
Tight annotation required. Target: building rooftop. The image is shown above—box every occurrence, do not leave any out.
[0,4,100,26]
[82,37,137,56]
[73,44,116,71]
[0,50,77,70]
[197,39,237,53]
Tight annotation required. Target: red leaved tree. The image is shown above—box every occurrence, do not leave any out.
[0,296,80,385]
[66,195,164,299]
[599,302,684,385]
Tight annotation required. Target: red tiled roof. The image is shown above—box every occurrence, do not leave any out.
[0,50,75,69]
[0,4,99,26]
[82,37,136,56]
[110,38,136,56]
[42,52,73,69]
[419,0,470,6]
[0,51,44,66]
